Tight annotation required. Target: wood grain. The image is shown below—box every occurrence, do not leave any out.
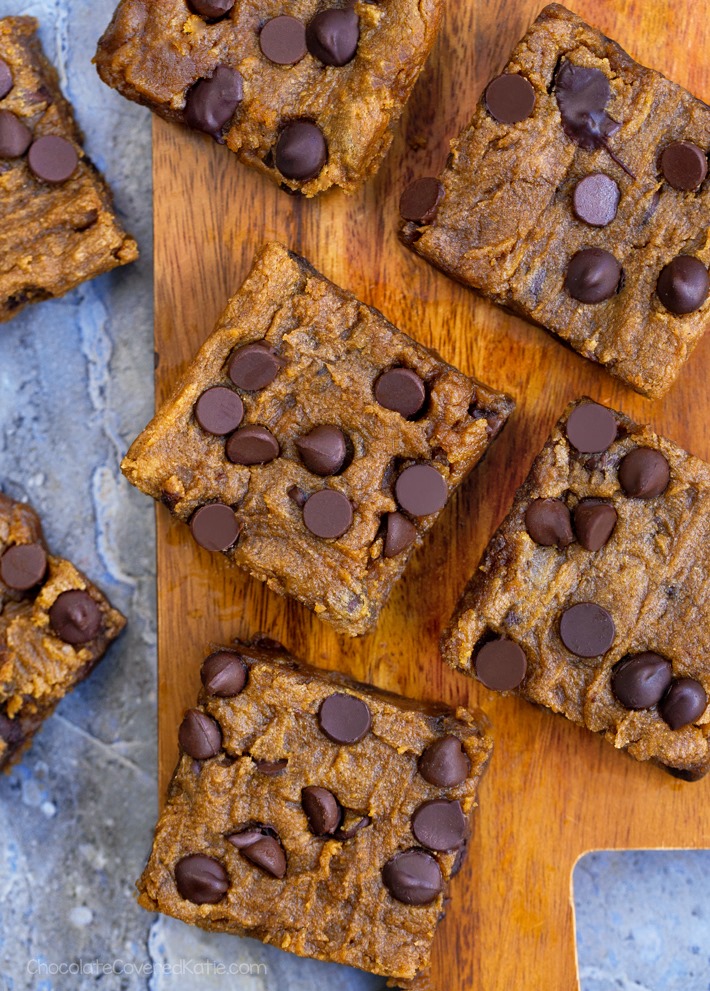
[153,1,710,987]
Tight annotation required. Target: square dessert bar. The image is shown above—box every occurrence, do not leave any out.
[400,3,710,398]
[0,17,137,324]
[95,0,443,196]
[137,639,492,981]
[122,242,513,636]
[442,399,710,780]
[0,491,126,770]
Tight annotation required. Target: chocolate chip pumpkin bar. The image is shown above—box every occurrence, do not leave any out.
[0,491,126,770]
[121,242,513,636]
[400,3,710,399]
[95,0,443,196]
[442,399,710,780]
[137,638,492,982]
[0,17,137,324]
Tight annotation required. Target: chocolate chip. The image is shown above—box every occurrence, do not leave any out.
[228,830,287,878]
[611,653,673,710]
[260,16,307,65]
[399,178,444,225]
[619,448,670,499]
[194,386,244,435]
[28,135,78,183]
[303,489,353,539]
[255,758,288,775]
[178,708,222,759]
[189,0,235,16]
[656,256,709,314]
[572,173,620,227]
[395,465,447,517]
[475,637,527,690]
[559,602,615,657]
[175,854,229,903]
[384,512,417,558]
[0,59,12,99]
[296,425,347,475]
[306,7,359,66]
[228,343,281,391]
[274,120,327,181]
[49,590,102,644]
[201,650,248,696]
[382,849,443,905]
[287,484,308,507]
[565,248,621,303]
[660,141,708,191]
[335,814,371,840]
[485,73,535,124]
[524,499,573,547]
[659,678,707,730]
[189,503,239,551]
[302,786,342,835]
[566,402,617,453]
[226,425,280,465]
[0,542,47,590]
[0,711,22,746]
[184,66,243,136]
[318,693,371,743]
[412,800,466,852]
[554,62,620,152]
[573,500,617,551]
[419,735,471,787]
[0,111,32,158]
[375,367,426,418]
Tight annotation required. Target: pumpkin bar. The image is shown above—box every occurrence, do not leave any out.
[137,638,492,982]
[0,491,126,770]
[95,0,443,197]
[0,17,137,324]
[442,399,710,780]
[399,3,710,399]
[121,242,513,636]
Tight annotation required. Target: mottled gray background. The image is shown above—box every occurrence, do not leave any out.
[0,3,708,990]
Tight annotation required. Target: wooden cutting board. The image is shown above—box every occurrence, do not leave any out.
[152,0,710,986]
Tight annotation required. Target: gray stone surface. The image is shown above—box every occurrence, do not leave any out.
[0,3,707,991]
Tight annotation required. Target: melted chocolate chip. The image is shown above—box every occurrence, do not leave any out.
[660,141,707,191]
[419,735,471,787]
[274,120,327,181]
[659,678,707,730]
[573,500,617,551]
[656,256,709,314]
[0,59,12,99]
[618,448,670,499]
[306,7,359,66]
[295,425,347,475]
[565,248,621,303]
[0,111,32,158]
[184,66,243,137]
[302,489,353,539]
[318,693,371,744]
[194,386,244,435]
[395,465,447,517]
[189,0,235,17]
[475,638,527,690]
[49,590,102,644]
[411,799,467,852]
[228,342,281,391]
[611,653,673,710]
[0,542,47,590]
[226,425,280,465]
[399,177,444,225]
[178,709,222,759]
[175,854,229,903]
[566,402,617,453]
[201,650,248,696]
[554,61,620,153]
[260,16,307,66]
[189,504,239,551]
[302,786,342,835]
[559,602,615,657]
[375,367,426,418]
[485,73,535,124]
[28,135,78,183]
[383,512,417,558]
[524,499,573,547]
[572,173,620,227]
[382,849,443,905]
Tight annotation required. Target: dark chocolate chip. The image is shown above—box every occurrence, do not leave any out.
[302,786,342,835]
[194,386,244,435]
[611,653,673,710]
[475,638,527,690]
[395,465,447,516]
[178,708,222,759]
[0,542,47,590]
[306,7,359,66]
[189,503,239,551]
[573,500,617,551]
[228,831,287,878]
[656,256,709,314]
[566,402,617,453]
[419,735,471,787]
[49,590,102,644]
[184,66,243,136]
[318,692,371,744]
[565,248,621,303]
[559,602,615,657]
[0,59,12,99]
[335,814,371,840]
[554,61,620,152]
[485,73,535,124]
[201,650,248,696]
[660,141,708,191]
[659,678,707,730]
[260,16,307,65]
[28,135,78,183]
[189,0,235,16]
[0,711,23,746]
[287,484,308,507]
[524,499,573,547]
[572,173,620,227]
[228,342,281,391]
[226,425,280,465]
[302,489,353,538]
[274,120,327,181]
[295,425,347,475]
[384,512,417,558]
[0,110,32,158]
[399,177,444,225]
[619,448,670,499]
[411,799,466,852]
[227,828,267,848]
[382,849,443,905]
[175,854,229,904]
[375,367,426,418]
[255,758,288,775]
